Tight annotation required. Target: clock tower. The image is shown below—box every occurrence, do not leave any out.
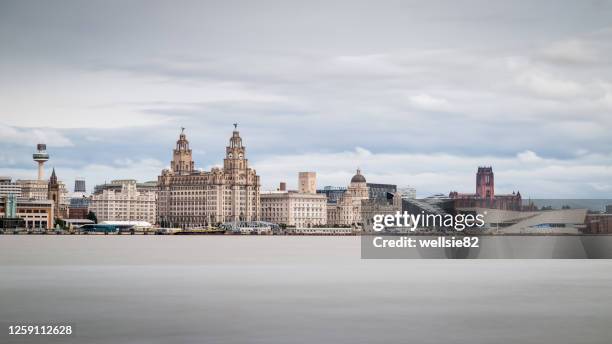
[223,123,248,172]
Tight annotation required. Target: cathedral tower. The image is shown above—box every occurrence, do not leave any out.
[476,166,494,199]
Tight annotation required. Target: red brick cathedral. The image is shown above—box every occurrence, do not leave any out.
[449,167,522,210]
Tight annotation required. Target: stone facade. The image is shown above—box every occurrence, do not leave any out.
[326,169,369,228]
[298,172,317,194]
[47,168,65,219]
[89,179,157,224]
[261,173,327,228]
[157,127,260,228]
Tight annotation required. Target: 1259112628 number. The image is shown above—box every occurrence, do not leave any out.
[9,325,73,335]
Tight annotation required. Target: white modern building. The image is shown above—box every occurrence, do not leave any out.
[0,177,22,198]
[89,179,157,224]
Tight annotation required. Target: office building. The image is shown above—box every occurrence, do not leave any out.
[298,172,317,194]
[261,175,327,227]
[89,179,157,224]
[367,183,397,201]
[157,126,261,228]
[74,178,86,193]
[0,177,22,198]
[0,197,54,229]
[317,186,347,203]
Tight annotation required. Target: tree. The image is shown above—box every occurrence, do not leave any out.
[86,211,98,224]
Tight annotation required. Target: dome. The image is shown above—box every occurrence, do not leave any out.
[350,169,366,183]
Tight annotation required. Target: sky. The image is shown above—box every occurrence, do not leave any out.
[1,0,612,198]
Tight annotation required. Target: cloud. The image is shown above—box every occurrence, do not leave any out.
[0,158,164,193]
[539,39,599,65]
[0,124,73,147]
[517,150,543,163]
[253,147,612,198]
[515,69,586,98]
[0,2,611,197]
[407,94,451,112]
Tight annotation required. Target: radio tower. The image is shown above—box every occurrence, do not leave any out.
[33,144,50,180]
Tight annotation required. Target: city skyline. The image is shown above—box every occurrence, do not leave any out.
[1,1,612,197]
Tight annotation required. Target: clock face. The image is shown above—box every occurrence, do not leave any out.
[239,153,243,159]
[228,153,233,158]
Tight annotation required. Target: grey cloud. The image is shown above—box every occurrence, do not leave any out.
[1,1,611,197]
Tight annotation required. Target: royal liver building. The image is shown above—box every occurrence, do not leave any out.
[157,126,261,228]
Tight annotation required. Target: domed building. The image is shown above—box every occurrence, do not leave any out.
[327,169,369,229]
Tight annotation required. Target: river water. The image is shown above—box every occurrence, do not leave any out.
[1,236,611,343]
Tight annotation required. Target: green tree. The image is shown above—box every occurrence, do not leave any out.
[86,211,98,224]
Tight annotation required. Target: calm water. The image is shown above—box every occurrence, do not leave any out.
[1,236,611,344]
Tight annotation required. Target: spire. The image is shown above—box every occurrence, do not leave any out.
[49,167,57,184]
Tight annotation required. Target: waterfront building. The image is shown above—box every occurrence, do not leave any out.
[17,178,69,204]
[74,178,86,193]
[449,167,522,211]
[361,193,402,233]
[0,177,22,198]
[326,169,369,228]
[16,179,48,200]
[585,214,612,234]
[89,179,157,224]
[474,208,587,234]
[284,227,353,235]
[261,177,327,228]
[68,196,90,219]
[157,126,261,228]
[0,197,54,229]
[317,186,347,203]
[367,183,397,201]
[398,186,417,199]
[298,172,317,194]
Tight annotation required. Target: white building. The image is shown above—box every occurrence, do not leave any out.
[89,179,157,224]
[261,172,327,228]
[261,190,327,228]
[298,172,317,194]
[0,177,22,198]
[16,179,69,204]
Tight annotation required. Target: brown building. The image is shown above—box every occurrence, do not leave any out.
[585,214,612,234]
[449,167,522,211]
[0,198,54,229]
[157,126,260,228]
[68,207,88,220]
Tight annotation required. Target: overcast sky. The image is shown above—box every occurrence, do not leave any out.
[1,0,611,197]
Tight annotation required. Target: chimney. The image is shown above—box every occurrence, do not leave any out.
[279,182,286,191]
